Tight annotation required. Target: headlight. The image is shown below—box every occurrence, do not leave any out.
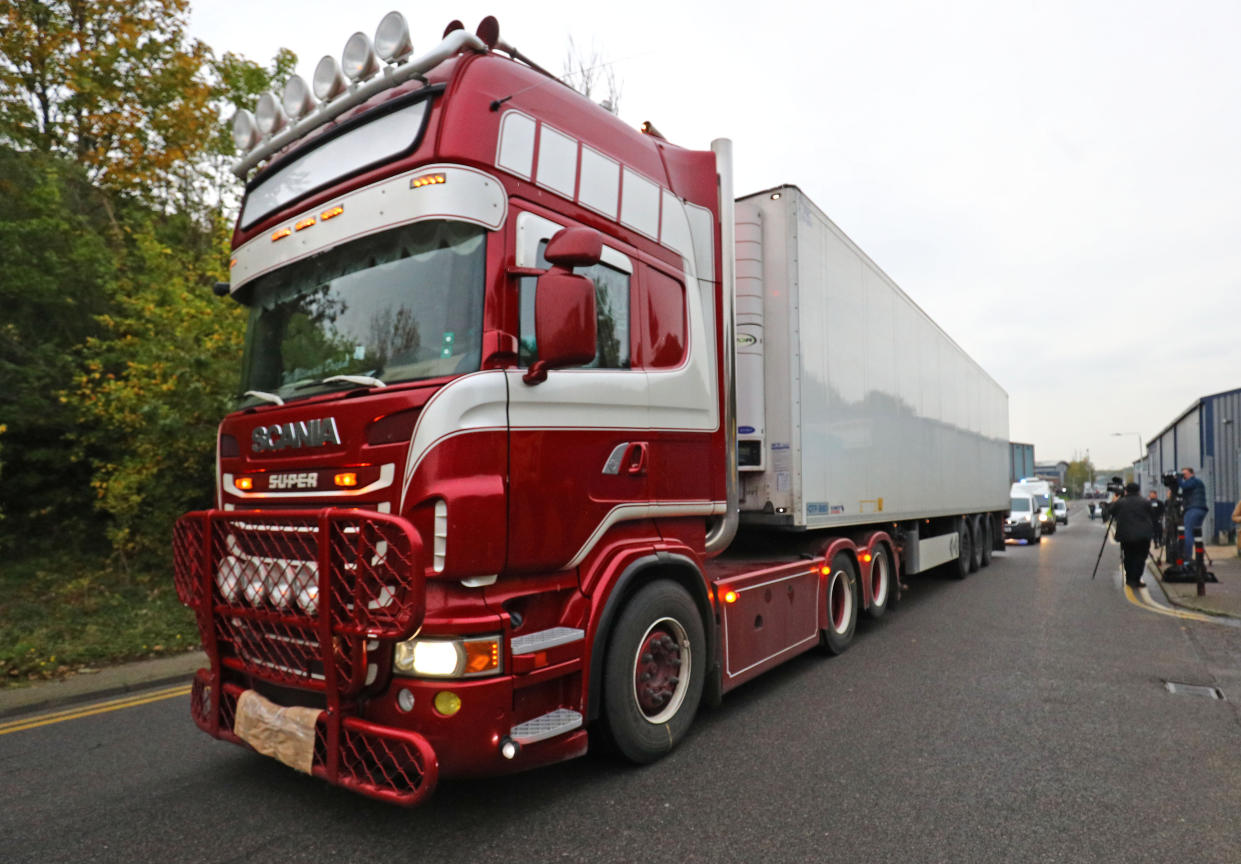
[393,635,502,678]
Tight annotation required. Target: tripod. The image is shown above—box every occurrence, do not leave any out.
[1091,513,1160,583]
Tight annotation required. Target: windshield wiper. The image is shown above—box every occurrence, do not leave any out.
[322,374,386,389]
[243,390,285,406]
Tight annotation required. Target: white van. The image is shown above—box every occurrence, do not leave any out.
[1005,492,1042,543]
[1012,479,1056,535]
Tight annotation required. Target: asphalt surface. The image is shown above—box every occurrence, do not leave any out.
[3,501,1241,863]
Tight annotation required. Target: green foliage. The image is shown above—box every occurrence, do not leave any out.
[0,548,198,684]
[1065,457,1096,498]
[0,2,294,615]
[70,209,245,566]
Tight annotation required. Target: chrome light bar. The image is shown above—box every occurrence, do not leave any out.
[232,25,487,178]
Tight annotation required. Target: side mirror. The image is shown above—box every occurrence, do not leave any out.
[523,228,601,385]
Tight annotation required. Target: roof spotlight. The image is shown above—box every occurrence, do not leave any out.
[281,74,316,119]
[254,91,289,136]
[313,55,349,101]
[342,31,381,82]
[231,108,260,151]
[375,11,413,62]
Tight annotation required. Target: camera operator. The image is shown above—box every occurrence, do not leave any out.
[1112,482,1153,588]
[1179,467,1208,566]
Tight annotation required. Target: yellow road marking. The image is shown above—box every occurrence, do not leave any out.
[1123,584,1220,623]
[0,683,191,736]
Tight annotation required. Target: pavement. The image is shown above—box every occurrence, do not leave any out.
[0,650,206,720]
[1151,541,1241,619]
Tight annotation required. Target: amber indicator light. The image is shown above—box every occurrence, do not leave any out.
[295,216,316,231]
[411,173,447,188]
[271,227,292,242]
[234,477,254,491]
[334,472,358,487]
[320,205,344,220]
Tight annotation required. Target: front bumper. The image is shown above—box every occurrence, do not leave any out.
[1004,522,1036,540]
[174,508,589,804]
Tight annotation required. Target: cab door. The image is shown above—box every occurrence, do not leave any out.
[505,208,651,575]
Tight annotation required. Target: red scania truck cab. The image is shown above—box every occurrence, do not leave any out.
[174,13,1010,807]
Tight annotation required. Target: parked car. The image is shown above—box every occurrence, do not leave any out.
[1005,493,1042,543]
[1053,497,1068,525]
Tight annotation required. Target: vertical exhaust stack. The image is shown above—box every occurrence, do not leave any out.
[706,138,738,556]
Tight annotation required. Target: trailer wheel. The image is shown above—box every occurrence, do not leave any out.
[865,544,893,619]
[979,516,993,567]
[601,581,705,764]
[953,519,972,579]
[821,553,859,653]
[968,516,982,572]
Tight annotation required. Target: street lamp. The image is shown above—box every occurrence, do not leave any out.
[1112,432,1143,484]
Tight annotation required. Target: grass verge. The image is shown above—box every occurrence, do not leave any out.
[0,549,199,687]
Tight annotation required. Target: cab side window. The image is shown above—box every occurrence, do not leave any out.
[519,239,631,369]
[643,267,686,368]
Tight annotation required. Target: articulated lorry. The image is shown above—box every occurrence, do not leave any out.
[173,13,1010,806]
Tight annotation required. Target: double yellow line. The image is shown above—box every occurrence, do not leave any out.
[1123,583,1221,624]
[0,682,191,736]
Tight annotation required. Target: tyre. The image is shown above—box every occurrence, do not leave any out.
[602,581,705,764]
[865,544,894,619]
[979,516,993,567]
[953,518,972,579]
[821,552,859,653]
[968,516,982,572]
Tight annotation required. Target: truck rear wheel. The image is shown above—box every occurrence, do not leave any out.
[979,516,993,567]
[601,581,705,764]
[953,518,972,579]
[968,516,982,572]
[821,553,859,653]
[865,545,893,619]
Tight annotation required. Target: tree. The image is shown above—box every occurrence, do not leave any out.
[1065,457,1096,499]
[562,37,622,114]
[0,1,292,563]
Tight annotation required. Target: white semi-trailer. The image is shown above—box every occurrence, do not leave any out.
[732,186,1010,575]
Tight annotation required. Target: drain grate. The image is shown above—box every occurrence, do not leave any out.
[1164,681,1225,700]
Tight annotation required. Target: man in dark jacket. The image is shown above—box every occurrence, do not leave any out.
[1112,482,1153,588]
[1147,490,1165,545]
[1179,467,1208,566]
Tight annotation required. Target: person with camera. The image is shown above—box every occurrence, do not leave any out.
[1112,482,1154,588]
[1179,467,1208,566]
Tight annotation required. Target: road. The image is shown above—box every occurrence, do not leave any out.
[4,503,1241,864]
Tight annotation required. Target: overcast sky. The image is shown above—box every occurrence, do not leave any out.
[190,0,1241,470]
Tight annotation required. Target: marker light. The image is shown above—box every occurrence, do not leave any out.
[231,109,260,151]
[295,216,316,232]
[320,205,344,220]
[860,551,873,564]
[410,172,446,188]
[313,55,349,101]
[723,590,738,604]
[233,476,253,491]
[271,227,292,242]
[281,74,316,119]
[820,565,831,576]
[433,691,462,716]
[334,472,358,487]
[254,91,288,135]
[374,11,413,62]
[342,32,381,82]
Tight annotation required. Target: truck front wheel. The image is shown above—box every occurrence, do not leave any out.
[601,581,705,764]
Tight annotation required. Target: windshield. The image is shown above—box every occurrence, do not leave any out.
[238,220,486,406]
[1010,497,1031,512]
